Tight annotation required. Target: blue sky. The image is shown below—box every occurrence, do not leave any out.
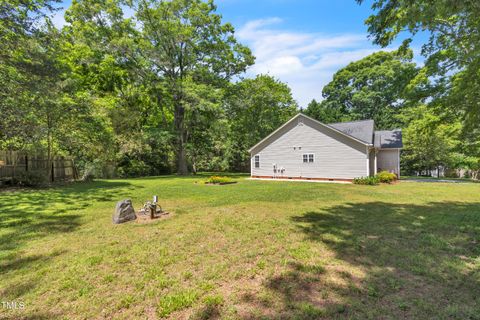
[53,0,423,108]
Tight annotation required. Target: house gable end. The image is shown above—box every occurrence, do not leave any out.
[249,114,369,156]
[250,115,369,179]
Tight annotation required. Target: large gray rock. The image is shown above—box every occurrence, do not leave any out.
[113,199,136,224]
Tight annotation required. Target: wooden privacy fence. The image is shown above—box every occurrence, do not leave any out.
[0,151,78,182]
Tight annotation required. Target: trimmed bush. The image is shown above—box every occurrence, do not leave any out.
[205,176,235,185]
[354,172,397,185]
[376,171,397,183]
[353,176,380,185]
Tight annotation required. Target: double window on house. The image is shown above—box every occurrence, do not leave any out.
[303,153,314,163]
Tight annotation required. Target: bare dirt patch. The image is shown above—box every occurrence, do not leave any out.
[136,211,172,224]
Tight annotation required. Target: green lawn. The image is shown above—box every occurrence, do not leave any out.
[401,175,480,183]
[1,175,480,319]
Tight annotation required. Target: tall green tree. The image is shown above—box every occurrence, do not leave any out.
[401,105,460,175]
[0,0,60,148]
[63,0,151,175]
[182,80,227,173]
[64,0,254,175]
[314,50,418,129]
[303,99,349,124]
[357,0,480,126]
[225,75,298,171]
[0,1,93,181]
[131,0,254,174]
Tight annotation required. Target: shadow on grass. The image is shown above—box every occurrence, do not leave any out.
[241,201,480,319]
[132,172,249,181]
[0,311,64,320]
[0,181,137,271]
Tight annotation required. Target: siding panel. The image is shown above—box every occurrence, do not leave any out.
[250,117,368,179]
[377,149,400,175]
[369,149,376,176]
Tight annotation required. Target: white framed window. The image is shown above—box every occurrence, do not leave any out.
[254,155,260,168]
[303,153,314,163]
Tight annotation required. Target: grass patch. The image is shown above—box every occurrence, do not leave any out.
[1,174,480,319]
[157,290,198,317]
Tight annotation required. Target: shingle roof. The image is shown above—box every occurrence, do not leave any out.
[328,119,403,149]
[374,130,403,149]
[328,119,375,144]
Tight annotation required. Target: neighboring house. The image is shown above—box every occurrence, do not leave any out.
[249,113,402,181]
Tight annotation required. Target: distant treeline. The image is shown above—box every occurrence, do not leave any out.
[1,0,479,179]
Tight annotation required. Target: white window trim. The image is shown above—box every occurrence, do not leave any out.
[302,153,315,163]
[254,155,260,168]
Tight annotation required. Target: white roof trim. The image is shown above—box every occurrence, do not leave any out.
[248,113,372,153]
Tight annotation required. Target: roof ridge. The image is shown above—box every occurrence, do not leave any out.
[375,129,402,133]
[328,119,374,125]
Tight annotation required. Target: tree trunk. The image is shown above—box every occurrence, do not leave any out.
[174,98,189,175]
[177,141,188,175]
[192,157,197,175]
[47,113,53,182]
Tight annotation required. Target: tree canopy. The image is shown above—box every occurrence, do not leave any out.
[358,0,480,127]
[225,75,298,171]
[305,50,418,129]
[1,0,479,180]
[357,0,480,176]
[0,0,297,178]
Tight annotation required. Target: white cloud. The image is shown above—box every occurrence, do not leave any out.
[50,9,67,28]
[237,18,385,107]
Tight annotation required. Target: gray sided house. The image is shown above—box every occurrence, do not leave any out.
[249,113,402,181]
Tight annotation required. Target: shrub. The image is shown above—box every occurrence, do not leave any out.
[15,170,49,187]
[353,176,380,185]
[117,159,151,178]
[354,172,398,185]
[376,171,397,183]
[205,176,235,185]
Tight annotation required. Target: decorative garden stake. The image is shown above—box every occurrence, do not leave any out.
[151,195,158,219]
[149,203,156,219]
[137,196,166,222]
